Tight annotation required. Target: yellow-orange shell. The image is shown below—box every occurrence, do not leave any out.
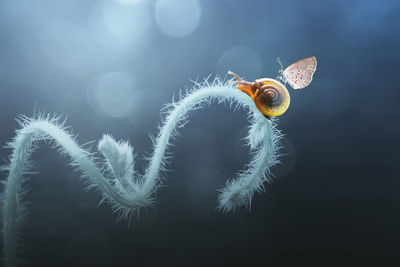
[253,78,290,118]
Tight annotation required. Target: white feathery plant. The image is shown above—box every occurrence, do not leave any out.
[1,78,282,267]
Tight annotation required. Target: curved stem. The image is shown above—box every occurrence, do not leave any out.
[140,81,281,210]
[142,84,258,194]
[2,119,145,267]
[1,80,281,267]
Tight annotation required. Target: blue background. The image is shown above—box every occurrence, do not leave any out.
[0,0,399,266]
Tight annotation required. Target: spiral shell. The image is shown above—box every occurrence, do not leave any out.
[253,78,290,118]
[228,71,291,119]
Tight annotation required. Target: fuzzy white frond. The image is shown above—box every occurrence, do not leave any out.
[1,77,283,267]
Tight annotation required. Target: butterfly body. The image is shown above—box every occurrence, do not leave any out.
[229,56,317,119]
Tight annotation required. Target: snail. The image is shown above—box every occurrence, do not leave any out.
[228,56,317,120]
[228,71,290,120]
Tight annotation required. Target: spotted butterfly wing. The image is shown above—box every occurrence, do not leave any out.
[283,56,317,89]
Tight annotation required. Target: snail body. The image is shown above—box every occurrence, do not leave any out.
[228,71,290,119]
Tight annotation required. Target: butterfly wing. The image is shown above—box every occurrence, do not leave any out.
[283,56,317,89]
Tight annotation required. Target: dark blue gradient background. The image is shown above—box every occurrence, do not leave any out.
[0,0,399,266]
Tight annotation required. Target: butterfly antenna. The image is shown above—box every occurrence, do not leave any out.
[277,57,284,73]
[276,57,286,85]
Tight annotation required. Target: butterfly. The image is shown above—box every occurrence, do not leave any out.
[277,56,317,90]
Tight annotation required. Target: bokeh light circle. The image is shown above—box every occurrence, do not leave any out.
[155,0,202,37]
[86,72,136,118]
[88,0,151,47]
[217,46,263,81]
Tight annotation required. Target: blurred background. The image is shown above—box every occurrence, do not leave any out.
[0,0,400,266]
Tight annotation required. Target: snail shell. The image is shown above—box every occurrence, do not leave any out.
[253,78,290,119]
[228,71,290,119]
